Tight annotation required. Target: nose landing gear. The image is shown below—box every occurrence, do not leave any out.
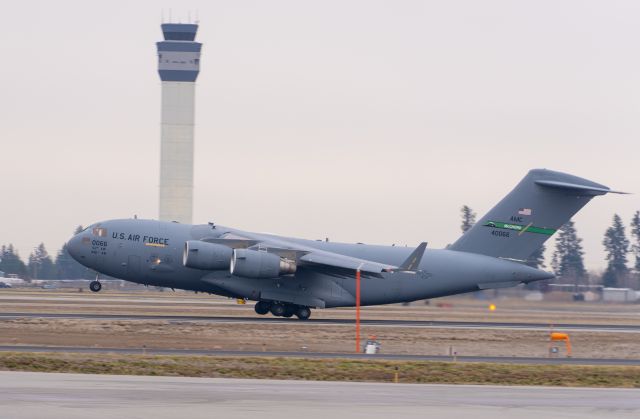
[89,279,102,292]
[253,301,311,320]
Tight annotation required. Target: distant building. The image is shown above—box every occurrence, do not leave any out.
[156,23,202,223]
[602,287,640,303]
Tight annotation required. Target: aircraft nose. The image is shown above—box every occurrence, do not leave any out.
[67,233,85,262]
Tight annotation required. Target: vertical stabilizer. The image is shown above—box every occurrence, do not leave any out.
[450,169,618,261]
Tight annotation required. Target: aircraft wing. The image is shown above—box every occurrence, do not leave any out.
[298,250,395,274]
[199,235,426,275]
[201,237,260,248]
[296,242,427,275]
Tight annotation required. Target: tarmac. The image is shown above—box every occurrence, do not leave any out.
[0,371,638,419]
[2,312,639,333]
[2,345,639,366]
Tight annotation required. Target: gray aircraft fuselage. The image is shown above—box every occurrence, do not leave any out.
[67,218,552,309]
[67,169,619,318]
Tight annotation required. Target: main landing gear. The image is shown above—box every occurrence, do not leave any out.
[89,279,102,292]
[254,301,311,320]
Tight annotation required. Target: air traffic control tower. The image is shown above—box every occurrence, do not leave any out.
[156,23,202,223]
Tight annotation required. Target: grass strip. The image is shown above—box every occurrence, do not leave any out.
[0,352,639,388]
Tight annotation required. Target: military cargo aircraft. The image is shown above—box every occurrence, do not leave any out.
[67,169,621,320]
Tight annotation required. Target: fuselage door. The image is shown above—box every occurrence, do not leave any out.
[127,255,141,279]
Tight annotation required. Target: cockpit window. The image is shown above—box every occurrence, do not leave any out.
[82,223,100,233]
[92,227,108,237]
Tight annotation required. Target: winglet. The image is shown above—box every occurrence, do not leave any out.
[398,242,428,271]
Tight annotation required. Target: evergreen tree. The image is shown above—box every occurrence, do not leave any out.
[602,214,629,287]
[460,205,476,233]
[526,244,546,269]
[0,244,28,278]
[55,243,74,279]
[631,211,640,273]
[54,226,91,279]
[524,244,547,291]
[55,243,91,279]
[27,243,55,279]
[551,220,586,283]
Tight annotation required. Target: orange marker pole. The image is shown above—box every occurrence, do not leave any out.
[356,268,361,353]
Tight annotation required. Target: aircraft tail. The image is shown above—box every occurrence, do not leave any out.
[449,169,623,261]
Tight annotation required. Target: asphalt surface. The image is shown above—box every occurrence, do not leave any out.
[1,344,639,365]
[1,371,638,419]
[2,312,639,333]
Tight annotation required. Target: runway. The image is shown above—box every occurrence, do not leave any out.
[1,344,639,366]
[0,371,638,419]
[2,312,639,333]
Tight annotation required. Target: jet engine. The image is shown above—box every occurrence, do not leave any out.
[230,248,296,278]
[183,240,233,270]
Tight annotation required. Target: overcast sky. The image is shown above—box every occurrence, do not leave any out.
[1,0,639,270]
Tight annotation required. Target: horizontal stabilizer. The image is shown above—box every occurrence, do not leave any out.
[535,180,628,195]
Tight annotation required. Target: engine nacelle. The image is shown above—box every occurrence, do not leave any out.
[183,240,233,270]
[230,248,296,279]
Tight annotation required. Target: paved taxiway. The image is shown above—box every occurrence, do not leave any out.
[2,312,638,333]
[1,371,638,419]
[1,345,639,366]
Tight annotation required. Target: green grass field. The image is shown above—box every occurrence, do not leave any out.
[1,352,639,388]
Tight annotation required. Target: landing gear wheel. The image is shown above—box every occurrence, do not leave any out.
[282,305,296,318]
[89,280,102,293]
[254,301,270,315]
[295,306,311,320]
[270,303,286,317]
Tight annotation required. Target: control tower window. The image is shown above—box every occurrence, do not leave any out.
[163,32,196,41]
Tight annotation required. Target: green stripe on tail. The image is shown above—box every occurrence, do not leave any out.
[484,221,556,236]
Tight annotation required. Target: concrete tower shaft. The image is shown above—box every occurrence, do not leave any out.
[157,23,202,223]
